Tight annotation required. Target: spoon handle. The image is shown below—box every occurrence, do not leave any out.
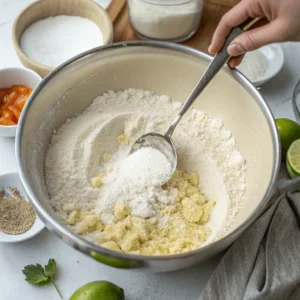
[165,17,258,139]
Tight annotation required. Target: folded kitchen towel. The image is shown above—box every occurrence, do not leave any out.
[200,190,300,300]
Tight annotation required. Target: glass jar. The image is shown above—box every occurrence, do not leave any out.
[128,0,204,42]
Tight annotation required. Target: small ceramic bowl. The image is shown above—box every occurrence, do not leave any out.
[237,44,284,87]
[0,67,42,138]
[12,0,113,78]
[0,172,45,243]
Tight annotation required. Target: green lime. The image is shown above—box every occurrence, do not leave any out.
[91,251,139,268]
[275,118,300,158]
[286,146,300,191]
[286,159,298,178]
[69,281,125,300]
[287,139,300,175]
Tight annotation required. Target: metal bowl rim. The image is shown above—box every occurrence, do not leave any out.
[15,40,281,262]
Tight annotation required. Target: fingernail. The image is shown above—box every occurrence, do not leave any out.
[208,44,213,54]
[227,44,244,56]
[228,60,235,68]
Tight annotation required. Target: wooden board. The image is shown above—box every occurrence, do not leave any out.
[106,0,239,53]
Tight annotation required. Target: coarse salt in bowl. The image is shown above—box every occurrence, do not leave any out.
[0,67,42,138]
[236,44,284,87]
[0,172,45,243]
[12,0,113,77]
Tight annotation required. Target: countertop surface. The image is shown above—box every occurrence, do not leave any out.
[0,1,300,299]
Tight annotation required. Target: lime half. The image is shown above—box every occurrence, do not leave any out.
[275,118,300,158]
[286,159,299,178]
[287,139,300,175]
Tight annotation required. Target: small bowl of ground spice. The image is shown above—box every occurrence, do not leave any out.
[12,0,113,77]
[0,172,44,243]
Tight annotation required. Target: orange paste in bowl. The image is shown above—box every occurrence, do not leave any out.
[0,85,32,126]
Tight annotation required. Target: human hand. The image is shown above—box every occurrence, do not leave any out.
[209,0,300,67]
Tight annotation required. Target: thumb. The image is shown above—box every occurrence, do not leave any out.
[227,20,286,56]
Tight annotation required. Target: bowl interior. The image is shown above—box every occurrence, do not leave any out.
[17,44,278,254]
[13,0,113,77]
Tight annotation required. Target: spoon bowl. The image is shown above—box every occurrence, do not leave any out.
[130,132,177,184]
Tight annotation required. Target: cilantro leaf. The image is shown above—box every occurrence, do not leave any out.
[22,259,63,299]
[22,264,50,285]
[44,259,56,279]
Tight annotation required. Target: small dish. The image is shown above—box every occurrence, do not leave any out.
[238,44,284,87]
[0,172,45,243]
[0,67,42,138]
[12,0,113,77]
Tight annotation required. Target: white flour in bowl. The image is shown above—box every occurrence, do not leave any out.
[45,88,246,254]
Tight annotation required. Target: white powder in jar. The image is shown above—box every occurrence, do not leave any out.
[20,16,103,68]
[128,0,203,40]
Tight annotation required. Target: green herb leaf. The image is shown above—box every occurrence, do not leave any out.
[22,259,63,299]
[44,259,56,279]
[22,264,50,285]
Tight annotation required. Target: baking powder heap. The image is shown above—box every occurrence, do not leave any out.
[21,16,103,68]
[118,147,172,187]
[98,147,174,222]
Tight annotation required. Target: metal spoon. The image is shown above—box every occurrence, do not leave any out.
[130,18,258,184]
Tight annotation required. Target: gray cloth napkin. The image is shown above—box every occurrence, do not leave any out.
[200,190,300,300]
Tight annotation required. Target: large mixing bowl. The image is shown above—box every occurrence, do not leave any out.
[16,41,281,272]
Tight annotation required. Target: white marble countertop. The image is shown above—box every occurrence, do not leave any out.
[0,1,299,299]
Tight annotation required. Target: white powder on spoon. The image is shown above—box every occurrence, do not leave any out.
[20,16,103,68]
[97,147,174,223]
[116,147,172,187]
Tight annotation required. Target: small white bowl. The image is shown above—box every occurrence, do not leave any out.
[0,172,45,243]
[237,44,284,87]
[0,67,42,137]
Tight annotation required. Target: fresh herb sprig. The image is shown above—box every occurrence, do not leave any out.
[22,258,63,299]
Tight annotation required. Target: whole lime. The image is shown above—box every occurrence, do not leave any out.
[69,281,125,300]
[275,118,300,158]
